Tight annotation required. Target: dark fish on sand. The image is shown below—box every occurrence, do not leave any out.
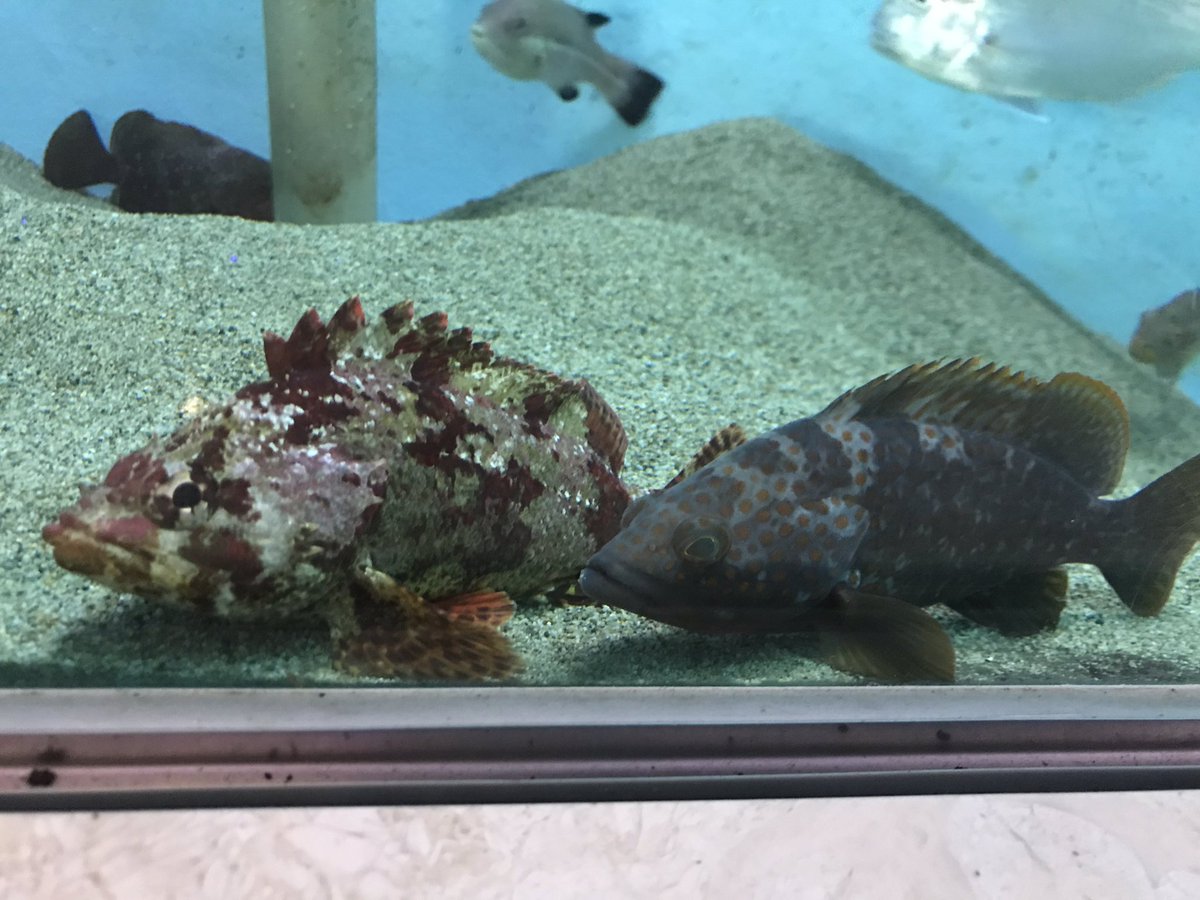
[470,0,665,126]
[1129,288,1200,382]
[42,109,272,221]
[580,359,1200,682]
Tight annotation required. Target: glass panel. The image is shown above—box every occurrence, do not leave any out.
[4,0,1199,698]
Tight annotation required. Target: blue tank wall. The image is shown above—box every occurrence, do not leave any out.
[3,0,1197,397]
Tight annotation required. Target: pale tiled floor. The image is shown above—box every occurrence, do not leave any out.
[3,792,1200,899]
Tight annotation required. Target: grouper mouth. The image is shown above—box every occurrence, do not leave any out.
[578,558,669,621]
[579,557,802,635]
[579,560,719,631]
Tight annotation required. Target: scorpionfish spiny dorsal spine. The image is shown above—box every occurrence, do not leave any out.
[43,296,631,681]
[581,358,1200,683]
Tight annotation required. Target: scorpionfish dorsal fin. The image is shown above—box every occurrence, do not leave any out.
[262,295,369,379]
[662,423,748,489]
[816,358,1130,494]
[512,370,629,475]
[376,300,627,473]
[260,298,629,474]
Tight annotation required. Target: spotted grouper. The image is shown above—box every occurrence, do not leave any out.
[579,358,1200,682]
[43,297,630,680]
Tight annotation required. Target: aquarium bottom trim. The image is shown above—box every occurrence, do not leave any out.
[1,685,1199,810]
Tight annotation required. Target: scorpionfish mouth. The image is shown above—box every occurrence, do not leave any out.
[42,511,160,588]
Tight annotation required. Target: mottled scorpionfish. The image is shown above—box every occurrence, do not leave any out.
[1129,287,1200,383]
[43,297,630,680]
[580,359,1200,682]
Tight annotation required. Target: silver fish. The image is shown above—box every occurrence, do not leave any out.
[470,0,665,125]
[871,0,1200,104]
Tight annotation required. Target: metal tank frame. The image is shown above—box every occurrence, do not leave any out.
[1,684,1199,810]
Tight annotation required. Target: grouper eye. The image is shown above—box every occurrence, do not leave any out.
[672,517,730,565]
[171,480,202,509]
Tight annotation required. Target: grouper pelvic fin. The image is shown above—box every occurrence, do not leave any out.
[816,584,955,683]
[1104,453,1200,616]
[945,569,1069,636]
[817,358,1129,494]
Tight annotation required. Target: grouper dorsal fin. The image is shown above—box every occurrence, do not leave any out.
[816,358,1130,494]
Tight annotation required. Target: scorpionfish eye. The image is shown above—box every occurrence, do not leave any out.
[171,480,203,510]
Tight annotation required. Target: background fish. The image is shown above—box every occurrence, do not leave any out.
[42,109,273,221]
[1129,288,1200,382]
[580,359,1200,683]
[43,298,630,680]
[870,0,1200,104]
[471,0,665,125]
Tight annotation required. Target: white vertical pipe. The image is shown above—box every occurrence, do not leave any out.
[262,0,377,224]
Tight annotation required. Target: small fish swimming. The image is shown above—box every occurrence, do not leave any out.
[870,0,1200,106]
[1129,288,1200,382]
[470,0,665,125]
[580,359,1200,682]
[43,298,631,680]
[42,109,273,221]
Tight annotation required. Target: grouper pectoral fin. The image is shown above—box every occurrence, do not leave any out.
[816,584,955,683]
[945,569,1068,636]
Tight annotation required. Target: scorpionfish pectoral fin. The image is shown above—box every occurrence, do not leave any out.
[815,584,955,683]
[428,590,517,627]
[331,568,523,680]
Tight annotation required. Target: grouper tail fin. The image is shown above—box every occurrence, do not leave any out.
[1102,453,1200,616]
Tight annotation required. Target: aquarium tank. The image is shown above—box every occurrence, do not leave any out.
[2,0,1200,808]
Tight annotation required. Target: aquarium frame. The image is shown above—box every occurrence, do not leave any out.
[2,684,1199,811]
